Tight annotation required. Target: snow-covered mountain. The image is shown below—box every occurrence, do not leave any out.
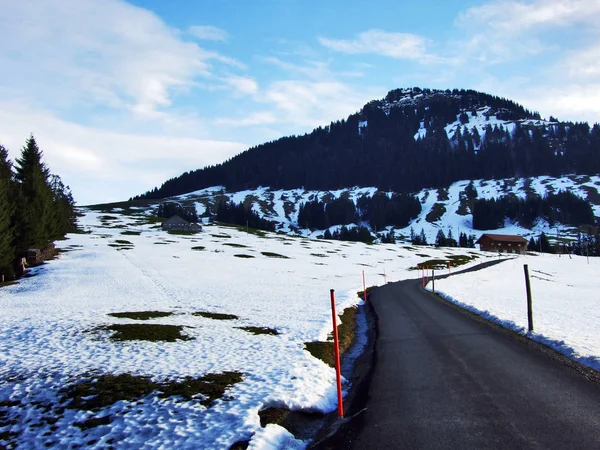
[131,174,600,245]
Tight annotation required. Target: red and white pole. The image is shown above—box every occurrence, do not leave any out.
[330,289,344,418]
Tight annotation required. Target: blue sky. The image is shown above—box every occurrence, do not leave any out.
[0,0,599,204]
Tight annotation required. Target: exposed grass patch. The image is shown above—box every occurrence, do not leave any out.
[415,253,431,257]
[237,326,279,335]
[234,254,255,258]
[114,239,133,245]
[120,231,141,236]
[304,306,357,367]
[259,408,289,427]
[211,233,232,239]
[191,246,206,251]
[261,252,289,259]
[414,253,479,270]
[193,311,239,321]
[224,243,249,248]
[235,226,267,238]
[62,371,243,411]
[107,311,173,321]
[100,324,192,342]
[310,253,328,257]
[357,286,377,301]
[425,203,447,223]
[154,242,168,245]
[158,372,243,406]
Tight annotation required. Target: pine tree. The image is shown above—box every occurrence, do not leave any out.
[13,135,55,251]
[0,145,15,278]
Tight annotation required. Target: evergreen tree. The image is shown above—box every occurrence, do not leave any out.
[0,146,15,278]
[13,136,55,251]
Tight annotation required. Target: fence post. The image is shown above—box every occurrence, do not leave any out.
[432,269,435,293]
[362,270,367,302]
[523,265,534,332]
[330,289,344,418]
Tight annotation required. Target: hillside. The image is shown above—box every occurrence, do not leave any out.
[135,87,600,200]
[108,174,600,248]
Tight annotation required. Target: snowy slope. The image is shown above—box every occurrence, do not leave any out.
[0,209,495,449]
[171,174,600,245]
[428,254,600,371]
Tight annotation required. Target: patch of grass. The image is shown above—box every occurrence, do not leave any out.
[357,286,377,301]
[193,311,239,321]
[191,246,206,251]
[304,306,357,367]
[259,408,289,427]
[74,415,112,430]
[211,233,232,239]
[580,185,600,206]
[62,371,243,411]
[261,252,289,259]
[234,226,267,237]
[415,253,431,257]
[154,242,168,245]
[224,242,249,248]
[425,203,447,223]
[237,326,279,335]
[158,372,243,406]
[120,231,141,236]
[107,311,173,321]
[310,253,328,257]
[63,373,158,410]
[234,254,255,258]
[101,324,192,342]
[414,253,479,270]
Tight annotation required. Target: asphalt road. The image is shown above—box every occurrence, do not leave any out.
[315,267,600,449]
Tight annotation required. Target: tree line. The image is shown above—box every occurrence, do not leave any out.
[298,192,421,231]
[0,136,77,280]
[472,190,594,230]
[133,88,600,201]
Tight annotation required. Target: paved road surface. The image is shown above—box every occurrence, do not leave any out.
[315,266,600,449]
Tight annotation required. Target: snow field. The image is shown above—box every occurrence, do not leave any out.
[428,254,600,371]
[0,209,494,449]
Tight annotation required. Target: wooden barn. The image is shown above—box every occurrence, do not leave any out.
[161,215,202,233]
[476,233,528,254]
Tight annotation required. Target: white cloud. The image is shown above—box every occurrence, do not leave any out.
[319,29,430,60]
[0,0,241,118]
[188,25,228,41]
[455,0,600,63]
[457,0,600,32]
[223,75,259,95]
[0,104,246,204]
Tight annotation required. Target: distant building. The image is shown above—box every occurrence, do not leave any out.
[476,233,528,254]
[161,215,202,233]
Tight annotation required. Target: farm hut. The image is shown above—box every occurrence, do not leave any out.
[476,233,528,254]
[161,215,202,232]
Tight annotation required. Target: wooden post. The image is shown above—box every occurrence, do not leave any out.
[362,270,367,302]
[330,289,344,418]
[523,264,534,332]
[432,269,435,293]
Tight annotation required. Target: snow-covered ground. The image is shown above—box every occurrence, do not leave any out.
[427,254,600,371]
[0,209,494,449]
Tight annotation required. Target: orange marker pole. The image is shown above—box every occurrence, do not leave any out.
[362,270,367,302]
[330,289,344,418]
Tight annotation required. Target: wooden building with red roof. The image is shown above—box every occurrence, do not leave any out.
[475,234,529,254]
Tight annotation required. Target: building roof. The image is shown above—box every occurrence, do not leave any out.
[162,214,189,225]
[476,233,528,244]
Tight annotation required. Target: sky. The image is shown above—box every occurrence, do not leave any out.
[0,0,599,205]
